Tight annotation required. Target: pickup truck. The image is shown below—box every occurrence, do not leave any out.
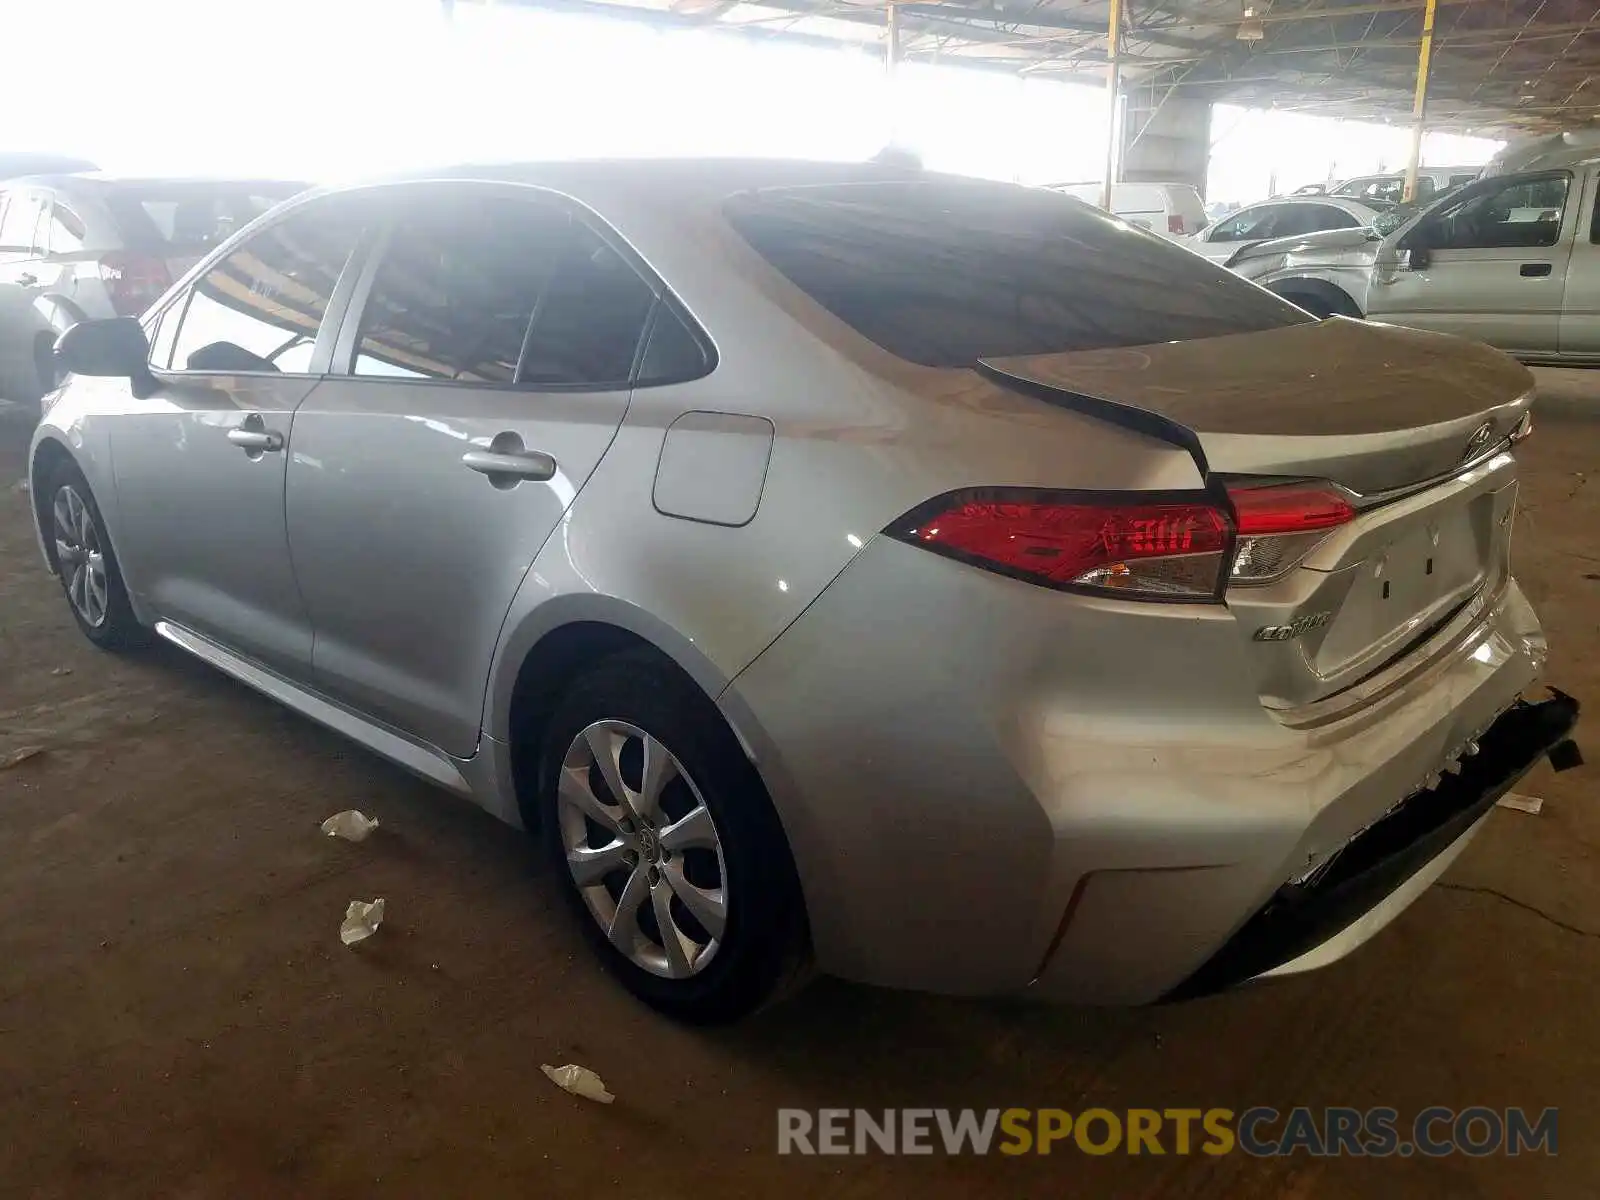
[1225,161,1598,364]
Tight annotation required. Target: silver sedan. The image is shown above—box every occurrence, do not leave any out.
[28,162,1575,1021]
[1182,194,1389,263]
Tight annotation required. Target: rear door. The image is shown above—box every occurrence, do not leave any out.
[1367,170,1576,354]
[285,183,661,756]
[108,195,367,676]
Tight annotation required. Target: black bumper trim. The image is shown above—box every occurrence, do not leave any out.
[1165,689,1581,1001]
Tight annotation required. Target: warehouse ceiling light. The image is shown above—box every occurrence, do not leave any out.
[1237,6,1265,43]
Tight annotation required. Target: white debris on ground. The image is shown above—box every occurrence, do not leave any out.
[321,809,380,842]
[1497,793,1544,815]
[340,898,386,945]
[541,1063,616,1104]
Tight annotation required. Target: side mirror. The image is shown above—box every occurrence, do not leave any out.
[54,318,157,396]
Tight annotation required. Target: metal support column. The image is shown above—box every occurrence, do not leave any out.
[1100,0,1124,210]
[886,2,902,145]
[1402,0,1438,204]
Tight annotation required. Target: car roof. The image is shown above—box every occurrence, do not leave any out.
[0,172,306,194]
[328,158,1039,214]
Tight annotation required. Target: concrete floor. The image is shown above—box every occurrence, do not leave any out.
[0,371,1596,1198]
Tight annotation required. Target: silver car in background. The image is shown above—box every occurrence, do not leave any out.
[1228,151,1600,354]
[29,162,1578,1021]
[1181,194,1389,264]
[0,174,302,407]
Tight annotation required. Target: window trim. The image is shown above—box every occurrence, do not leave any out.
[150,194,375,381]
[328,180,716,393]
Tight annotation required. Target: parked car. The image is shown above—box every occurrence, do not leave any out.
[1327,167,1481,205]
[0,152,97,180]
[1181,195,1390,263]
[0,174,303,408]
[1050,181,1208,237]
[28,163,1576,1021]
[1226,158,1598,356]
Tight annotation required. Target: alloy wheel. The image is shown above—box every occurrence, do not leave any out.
[52,485,108,629]
[557,720,729,979]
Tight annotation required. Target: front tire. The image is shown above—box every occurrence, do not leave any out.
[41,460,147,651]
[539,651,808,1023]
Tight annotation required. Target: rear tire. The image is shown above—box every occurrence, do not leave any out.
[538,650,809,1023]
[40,459,148,651]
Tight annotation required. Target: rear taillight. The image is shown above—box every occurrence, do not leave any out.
[1226,482,1354,584]
[1167,214,1187,235]
[99,252,172,317]
[891,482,1358,600]
[890,489,1232,600]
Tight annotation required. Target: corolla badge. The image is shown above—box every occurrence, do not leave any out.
[1461,421,1496,462]
[1253,611,1334,642]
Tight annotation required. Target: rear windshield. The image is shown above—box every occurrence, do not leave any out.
[724,180,1309,367]
[105,183,303,254]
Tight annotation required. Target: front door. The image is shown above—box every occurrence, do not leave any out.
[108,197,366,676]
[1367,170,1576,354]
[285,185,659,756]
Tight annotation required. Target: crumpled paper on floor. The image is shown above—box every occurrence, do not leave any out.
[321,810,379,842]
[340,898,386,945]
[541,1063,615,1104]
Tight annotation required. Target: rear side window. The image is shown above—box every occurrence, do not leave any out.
[168,199,363,374]
[726,181,1307,367]
[637,305,711,385]
[47,202,87,253]
[353,199,566,383]
[517,225,656,387]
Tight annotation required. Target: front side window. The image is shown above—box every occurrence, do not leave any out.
[1424,172,1571,251]
[727,180,1307,367]
[167,198,363,374]
[353,194,656,388]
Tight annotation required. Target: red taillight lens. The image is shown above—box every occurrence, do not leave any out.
[99,252,172,317]
[892,481,1360,599]
[1226,483,1355,583]
[1167,214,1187,235]
[1227,484,1354,535]
[891,490,1232,600]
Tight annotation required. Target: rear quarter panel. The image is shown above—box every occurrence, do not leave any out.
[480,188,1206,740]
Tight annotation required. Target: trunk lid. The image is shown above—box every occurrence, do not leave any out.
[981,318,1533,711]
[980,317,1532,496]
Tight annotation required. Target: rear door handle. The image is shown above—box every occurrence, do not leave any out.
[462,448,556,481]
[227,428,284,452]
[1521,262,1553,277]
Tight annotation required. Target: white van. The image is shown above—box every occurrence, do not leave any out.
[1050,181,1209,238]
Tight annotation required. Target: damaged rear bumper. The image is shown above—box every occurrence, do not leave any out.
[1166,689,1581,1000]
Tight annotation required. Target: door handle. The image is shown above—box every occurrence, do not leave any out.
[1520,262,1553,277]
[17,272,36,287]
[462,448,557,481]
[227,428,284,452]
